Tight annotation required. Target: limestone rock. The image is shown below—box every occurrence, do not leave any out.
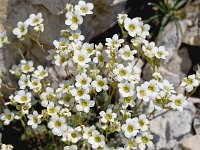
[182,0,200,46]
[0,0,128,84]
[181,135,200,150]
[150,102,196,149]
[142,47,192,86]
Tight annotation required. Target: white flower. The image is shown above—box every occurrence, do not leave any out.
[27,111,42,129]
[20,60,35,73]
[93,51,108,67]
[136,132,153,150]
[18,74,30,89]
[99,109,117,123]
[73,50,91,66]
[53,37,69,50]
[154,46,169,59]
[145,80,159,98]
[180,74,199,92]
[32,65,48,79]
[34,24,44,32]
[119,45,137,61]
[59,93,74,107]
[142,41,157,58]
[75,73,91,89]
[63,145,78,150]
[63,126,82,143]
[158,79,176,94]
[119,96,135,109]
[14,90,32,104]
[65,12,83,30]
[0,109,15,125]
[137,114,149,131]
[54,52,68,67]
[47,102,61,116]
[129,66,141,83]
[122,118,139,138]
[40,87,55,107]
[140,23,150,39]
[71,87,90,101]
[0,31,8,48]
[117,14,128,24]
[169,94,188,111]
[113,64,131,82]
[83,43,95,55]
[76,99,95,113]
[124,17,142,37]
[26,13,43,27]
[13,21,29,38]
[118,82,135,97]
[88,130,105,149]
[124,138,138,150]
[136,84,151,102]
[69,30,85,42]
[1,144,13,150]
[48,115,67,136]
[21,103,32,115]
[75,0,94,16]
[91,75,108,92]
[28,78,42,91]
[83,125,96,139]
[105,34,124,49]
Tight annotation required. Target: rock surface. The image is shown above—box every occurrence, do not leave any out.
[182,0,200,46]
[150,102,196,149]
[181,135,200,150]
[0,0,128,82]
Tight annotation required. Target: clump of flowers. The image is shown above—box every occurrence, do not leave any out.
[0,1,199,149]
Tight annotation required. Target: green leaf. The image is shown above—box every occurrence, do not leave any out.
[144,14,160,23]
[158,15,169,36]
[152,3,167,13]
[174,0,187,9]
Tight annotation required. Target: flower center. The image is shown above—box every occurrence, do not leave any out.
[94,136,102,143]
[138,119,144,127]
[123,86,130,93]
[77,90,84,96]
[127,125,134,132]
[119,69,126,76]
[72,16,78,24]
[33,117,38,123]
[81,7,88,13]
[97,80,104,87]
[54,120,61,128]
[21,96,27,102]
[148,85,155,92]
[81,100,88,107]
[78,55,85,62]
[80,79,87,85]
[105,113,112,120]
[174,99,181,106]
[141,136,149,144]
[23,64,30,71]
[128,24,136,32]
[124,97,131,103]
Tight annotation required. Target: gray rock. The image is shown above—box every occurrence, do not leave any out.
[181,135,200,150]
[142,47,192,86]
[157,20,188,64]
[150,102,196,149]
[0,0,128,82]
[182,0,200,46]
